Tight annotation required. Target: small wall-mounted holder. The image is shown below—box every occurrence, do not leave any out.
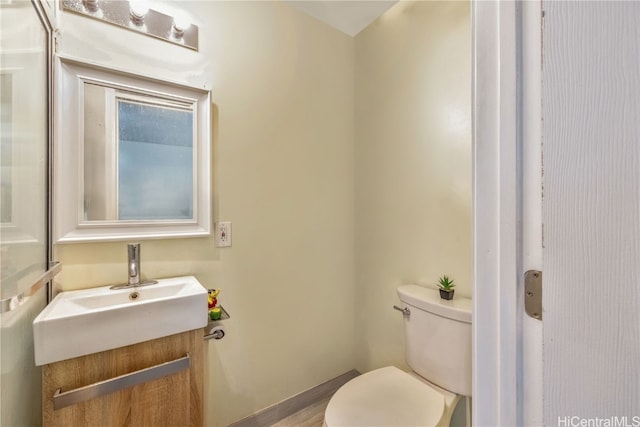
[61,0,198,51]
[204,305,230,341]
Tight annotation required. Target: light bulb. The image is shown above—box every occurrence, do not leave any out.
[83,0,99,13]
[129,1,149,25]
[172,13,191,38]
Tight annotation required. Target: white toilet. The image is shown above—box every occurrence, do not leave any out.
[324,284,472,427]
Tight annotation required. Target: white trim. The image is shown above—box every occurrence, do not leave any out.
[521,0,543,425]
[472,1,521,425]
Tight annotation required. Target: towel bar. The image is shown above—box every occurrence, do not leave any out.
[53,353,190,410]
[0,261,61,314]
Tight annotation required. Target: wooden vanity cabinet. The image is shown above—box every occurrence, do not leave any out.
[42,329,203,426]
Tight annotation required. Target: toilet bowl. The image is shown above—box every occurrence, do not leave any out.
[324,285,472,427]
[324,366,459,427]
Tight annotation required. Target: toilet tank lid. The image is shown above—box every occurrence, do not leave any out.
[398,285,472,323]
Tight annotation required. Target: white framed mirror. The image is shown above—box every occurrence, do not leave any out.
[54,56,211,243]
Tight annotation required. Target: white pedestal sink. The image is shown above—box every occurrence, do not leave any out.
[33,276,208,366]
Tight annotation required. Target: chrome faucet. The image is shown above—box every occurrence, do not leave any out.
[128,243,141,286]
[110,243,157,290]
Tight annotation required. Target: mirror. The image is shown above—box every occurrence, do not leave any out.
[54,57,211,243]
[83,84,195,221]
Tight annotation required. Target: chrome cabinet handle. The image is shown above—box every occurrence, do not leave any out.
[53,353,191,410]
[393,305,410,316]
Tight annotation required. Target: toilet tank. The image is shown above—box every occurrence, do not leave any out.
[397,284,472,396]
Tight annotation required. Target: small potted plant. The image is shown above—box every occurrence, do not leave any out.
[437,275,455,300]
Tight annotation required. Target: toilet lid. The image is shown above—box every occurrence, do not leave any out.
[324,366,445,427]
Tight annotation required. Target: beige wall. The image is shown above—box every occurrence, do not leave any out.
[52,0,471,425]
[54,2,355,425]
[354,1,471,372]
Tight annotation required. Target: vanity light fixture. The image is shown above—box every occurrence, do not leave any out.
[62,0,199,50]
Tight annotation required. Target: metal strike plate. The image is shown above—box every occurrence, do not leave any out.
[524,270,542,320]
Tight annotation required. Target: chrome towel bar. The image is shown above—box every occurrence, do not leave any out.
[0,261,61,314]
[53,353,191,410]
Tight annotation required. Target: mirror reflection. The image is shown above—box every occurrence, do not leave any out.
[83,83,194,222]
[1,73,13,224]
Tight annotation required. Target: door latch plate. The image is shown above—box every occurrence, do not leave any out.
[524,270,542,320]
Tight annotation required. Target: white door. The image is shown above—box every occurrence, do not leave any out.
[473,1,640,425]
[541,1,640,423]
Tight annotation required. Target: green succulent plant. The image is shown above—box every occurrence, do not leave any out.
[438,275,456,291]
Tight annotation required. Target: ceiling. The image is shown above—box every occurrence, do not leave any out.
[285,1,399,37]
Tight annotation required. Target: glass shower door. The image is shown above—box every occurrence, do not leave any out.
[0,1,53,425]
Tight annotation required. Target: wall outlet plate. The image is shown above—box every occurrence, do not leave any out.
[215,222,232,247]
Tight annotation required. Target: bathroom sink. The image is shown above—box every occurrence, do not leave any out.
[33,276,208,366]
